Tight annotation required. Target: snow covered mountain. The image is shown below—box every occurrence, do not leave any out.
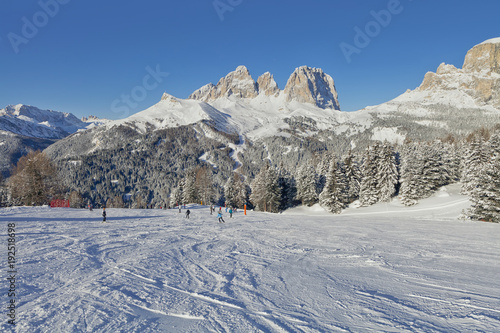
[363,38,500,116]
[45,38,500,168]
[189,65,340,110]
[337,38,500,144]
[0,104,108,176]
[0,104,105,140]
[93,38,500,149]
[77,65,345,145]
[40,38,500,212]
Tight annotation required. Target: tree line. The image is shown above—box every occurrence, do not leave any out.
[1,126,499,222]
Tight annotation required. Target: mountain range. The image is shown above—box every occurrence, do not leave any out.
[0,104,107,176]
[41,38,500,160]
[1,38,499,204]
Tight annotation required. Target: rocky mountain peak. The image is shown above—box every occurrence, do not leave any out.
[188,65,341,110]
[188,66,259,102]
[188,83,216,101]
[283,66,340,110]
[463,38,500,74]
[217,65,259,99]
[413,38,500,109]
[161,92,180,103]
[256,72,280,97]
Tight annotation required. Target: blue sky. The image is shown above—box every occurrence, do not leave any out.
[1,0,499,119]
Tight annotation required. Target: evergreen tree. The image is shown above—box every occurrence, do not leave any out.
[277,163,297,211]
[183,171,197,203]
[343,150,361,203]
[295,164,318,206]
[461,137,490,195]
[250,164,268,211]
[250,163,281,212]
[233,173,248,208]
[421,142,451,193]
[444,142,462,183]
[377,142,399,202]
[224,176,237,208]
[399,143,423,206]
[488,131,500,159]
[359,145,380,206]
[172,179,184,206]
[319,159,345,213]
[467,156,500,222]
[264,166,281,213]
[316,153,331,194]
[195,166,214,205]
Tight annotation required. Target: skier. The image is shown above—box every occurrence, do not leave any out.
[210,205,213,215]
[178,204,181,213]
[229,207,233,218]
[102,207,106,223]
[89,203,93,211]
[185,209,191,219]
[217,211,225,223]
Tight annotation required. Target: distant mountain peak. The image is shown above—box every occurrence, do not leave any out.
[283,66,340,110]
[188,66,259,101]
[257,72,280,97]
[410,38,500,108]
[463,38,500,74]
[0,104,91,140]
[188,65,340,110]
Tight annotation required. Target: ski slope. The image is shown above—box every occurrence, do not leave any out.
[1,186,500,332]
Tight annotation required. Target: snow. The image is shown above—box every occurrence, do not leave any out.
[371,127,406,144]
[479,37,500,45]
[198,152,218,169]
[0,104,105,139]
[108,97,238,135]
[2,185,500,332]
[102,91,348,141]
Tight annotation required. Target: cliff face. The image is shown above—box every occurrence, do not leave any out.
[462,39,500,74]
[283,66,340,110]
[417,38,500,108]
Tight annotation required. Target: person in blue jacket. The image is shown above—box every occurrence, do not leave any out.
[217,211,225,223]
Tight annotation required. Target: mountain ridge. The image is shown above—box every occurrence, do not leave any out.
[4,38,500,179]
[189,65,341,110]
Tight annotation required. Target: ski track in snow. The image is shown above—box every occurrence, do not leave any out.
[1,189,500,332]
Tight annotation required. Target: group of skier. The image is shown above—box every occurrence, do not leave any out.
[178,204,238,223]
[93,202,240,224]
[184,204,237,223]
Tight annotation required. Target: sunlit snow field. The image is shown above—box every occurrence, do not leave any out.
[1,184,499,332]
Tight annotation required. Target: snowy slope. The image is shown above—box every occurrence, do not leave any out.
[2,186,500,332]
[105,92,367,142]
[108,94,239,134]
